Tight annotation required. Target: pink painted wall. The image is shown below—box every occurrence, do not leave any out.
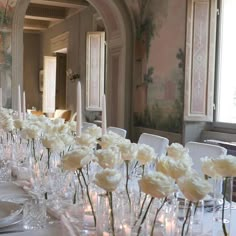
[131,0,186,133]
[0,0,17,107]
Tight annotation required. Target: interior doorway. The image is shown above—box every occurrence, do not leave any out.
[55,52,67,109]
[12,0,134,132]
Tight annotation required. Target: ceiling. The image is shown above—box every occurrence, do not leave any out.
[24,0,89,32]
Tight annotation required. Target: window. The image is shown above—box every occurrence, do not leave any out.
[215,0,236,124]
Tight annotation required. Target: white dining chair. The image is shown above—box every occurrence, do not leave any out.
[138,133,169,157]
[185,141,227,175]
[107,126,127,138]
[82,122,96,132]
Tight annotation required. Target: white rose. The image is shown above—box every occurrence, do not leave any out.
[177,173,212,202]
[118,141,137,161]
[21,124,41,139]
[201,157,219,178]
[42,135,65,152]
[136,144,156,165]
[84,125,102,139]
[76,133,97,147]
[67,121,76,133]
[167,143,190,160]
[94,168,122,192]
[14,119,25,130]
[95,146,122,169]
[52,118,65,125]
[212,155,236,177]
[56,124,70,134]
[62,147,95,171]
[99,131,123,148]
[157,156,192,180]
[139,172,176,198]
[59,134,75,147]
[2,118,15,132]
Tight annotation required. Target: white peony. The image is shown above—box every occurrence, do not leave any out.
[139,172,176,198]
[177,173,212,202]
[94,168,122,192]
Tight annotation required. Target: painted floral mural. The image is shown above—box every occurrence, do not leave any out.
[0,0,17,107]
[128,0,186,133]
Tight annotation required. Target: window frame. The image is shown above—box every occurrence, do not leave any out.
[213,0,236,130]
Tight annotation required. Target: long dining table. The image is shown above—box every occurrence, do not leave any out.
[0,181,236,236]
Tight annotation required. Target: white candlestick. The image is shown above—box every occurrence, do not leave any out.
[18,85,22,120]
[76,81,82,136]
[22,91,26,120]
[0,87,2,108]
[102,94,107,135]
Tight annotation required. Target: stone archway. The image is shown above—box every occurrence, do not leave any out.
[12,0,134,133]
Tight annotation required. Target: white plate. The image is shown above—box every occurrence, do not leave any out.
[0,194,32,204]
[0,214,22,229]
[0,201,22,228]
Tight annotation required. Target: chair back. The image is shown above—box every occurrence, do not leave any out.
[138,133,169,157]
[185,141,227,175]
[70,112,77,121]
[107,127,127,138]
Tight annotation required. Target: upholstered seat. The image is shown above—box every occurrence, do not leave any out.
[53,109,71,121]
[30,110,45,116]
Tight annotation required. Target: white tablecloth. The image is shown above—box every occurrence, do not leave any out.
[0,182,235,236]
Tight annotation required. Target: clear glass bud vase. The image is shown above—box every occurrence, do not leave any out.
[96,192,125,236]
[213,176,233,236]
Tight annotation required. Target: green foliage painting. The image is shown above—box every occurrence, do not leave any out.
[134,48,184,133]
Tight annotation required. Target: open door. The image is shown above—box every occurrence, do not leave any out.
[43,56,56,113]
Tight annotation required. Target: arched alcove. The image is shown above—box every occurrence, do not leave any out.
[12,0,134,133]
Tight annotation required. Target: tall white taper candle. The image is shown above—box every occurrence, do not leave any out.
[102,94,107,135]
[0,88,2,108]
[18,85,22,120]
[76,81,82,136]
[23,91,26,120]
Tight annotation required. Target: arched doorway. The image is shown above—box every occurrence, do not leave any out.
[12,0,134,133]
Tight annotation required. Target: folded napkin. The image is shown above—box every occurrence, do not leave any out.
[61,214,79,236]
[11,166,31,181]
